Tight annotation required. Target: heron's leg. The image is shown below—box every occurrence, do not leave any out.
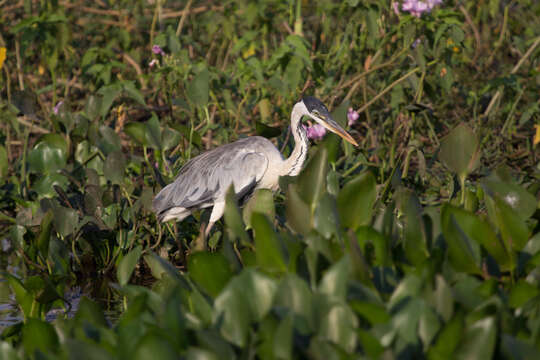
[205,201,225,237]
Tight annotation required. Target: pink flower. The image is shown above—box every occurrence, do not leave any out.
[152,45,165,56]
[400,0,442,17]
[347,107,359,126]
[149,59,159,68]
[392,2,400,15]
[305,124,327,141]
[53,100,64,115]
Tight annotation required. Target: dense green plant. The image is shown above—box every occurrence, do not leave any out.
[0,0,539,358]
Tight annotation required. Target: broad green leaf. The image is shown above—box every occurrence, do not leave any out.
[255,121,282,139]
[483,180,537,220]
[273,314,293,360]
[485,194,529,253]
[454,317,496,360]
[145,114,162,150]
[22,319,59,356]
[186,348,219,360]
[74,297,108,328]
[313,193,339,239]
[285,184,311,235]
[441,204,482,274]
[0,342,18,360]
[64,339,114,360]
[508,280,540,308]
[252,213,287,273]
[33,173,69,198]
[356,226,389,266]
[388,275,422,309]
[224,186,250,245]
[274,274,314,333]
[36,210,54,259]
[97,83,122,117]
[161,127,182,151]
[187,67,209,108]
[27,133,68,173]
[439,124,480,178]
[319,256,350,301]
[188,252,233,297]
[144,252,181,281]
[298,147,328,210]
[243,189,275,229]
[419,306,441,348]
[117,246,142,287]
[52,205,79,237]
[501,334,539,360]
[104,150,126,184]
[427,312,464,360]
[124,122,148,146]
[134,334,176,360]
[396,189,429,265]
[337,171,377,230]
[317,301,358,353]
[7,274,33,318]
[350,301,390,325]
[123,81,146,105]
[98,126,122,155]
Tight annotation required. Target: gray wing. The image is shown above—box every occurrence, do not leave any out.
[153,139,269,216]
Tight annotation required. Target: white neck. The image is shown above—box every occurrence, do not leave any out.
[281,102,309,177]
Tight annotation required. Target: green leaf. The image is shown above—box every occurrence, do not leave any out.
[187,67,209,108]
[317,301,358,353]
[441,204,482,274]
[273,314,293,360]
[188,252,233,297]
[144,252,181,281]
[52,205,79,237]
[97,83,122,117]
[0,145,8,179]
[319,256,350,301]
[104,150,126,184]
[483,180,537,220]
[427,312,464,360]
[161,127,182,151]
[98,126,122,155]
[255,121,282,139]
[22,319,59,356]
[124,122,148,146]
[454,317,496,360]
[439,124,480,178]
[337,171,377,230]
[252,213,287,273]
[117,246,142,287]
[27,134,68,174]
[298,147,328,210]
[396,189,429,265]
[145,114,162,150]
[313,193,339,239]
[285,184,311,235]
[508,280,540,308]
[7,274,33,318]
[123,81,146,105]
[356,226,389,266]
[224,186,250,245]
[243,189,275,229]
[485,193,529,253]
[36,210,54,259]
[274,274,314,333]
[134,334,177,360]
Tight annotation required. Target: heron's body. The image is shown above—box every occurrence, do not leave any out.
[153,96,357,235]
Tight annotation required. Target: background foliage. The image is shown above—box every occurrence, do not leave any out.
[0,0,539,358]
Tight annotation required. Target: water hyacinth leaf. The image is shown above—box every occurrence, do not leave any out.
[285,184,311,235]
[319,256,350,300]
[508,280,540,308]
[134,334,177,360]
[337,171,377,230]
[7,274,33,318]
[74,297,108,328]
[0,342,18,360]
[187,67,209,108]
[104,150,126,184]
[483,180,537,220]
[27,133,68,173]
[161,126,182,151]
[501,334,539,360]
[145,114,162,150]
[318,302,358,353]
[356,226,389,266]
[117,246,142,287]
[441,204,482,274]
[255,121,282,139]
[419,306,441,348]
[124,122,148,146]
[97,83,122,117]
[274,274,314,333]
[0,145,8,179]
[298,147,328,210]
[188,252,233,298]
[33,173,69,198]
[485,194,529,252]
[313,193,339,239]
[388,275,422,309]
[186,348,219,360]
[22,319,59,356]
[454,317,496,360]
[123,81,146,105]
[396,189,429,265]
[52,205,79,237]
[224,186,249,245]
[273,314,293,359]
[439,123,480,178]
[252,212,287,273]
[36,210,54,259]
[243,189,275,229]
[98,125,122,155]
[427,312,464,359]
[144,252,181,281]
[433,275,454,322]
[350,301,390,325]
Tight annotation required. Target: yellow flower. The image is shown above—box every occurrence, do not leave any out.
[0,47,6,71]
[534,124,540,146]
[242,43,256,59]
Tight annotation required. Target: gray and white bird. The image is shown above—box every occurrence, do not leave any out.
[153,96,358,236]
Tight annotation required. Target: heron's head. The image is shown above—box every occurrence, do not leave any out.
[300,96,358,146]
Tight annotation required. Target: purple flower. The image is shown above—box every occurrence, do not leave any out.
[53,100,64,115]
[412,38,421,48]
[347,107,359,126]
[401,0,442,17]
[305,124,327,141]
[392,2,400,15]
[152,45,165,56]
